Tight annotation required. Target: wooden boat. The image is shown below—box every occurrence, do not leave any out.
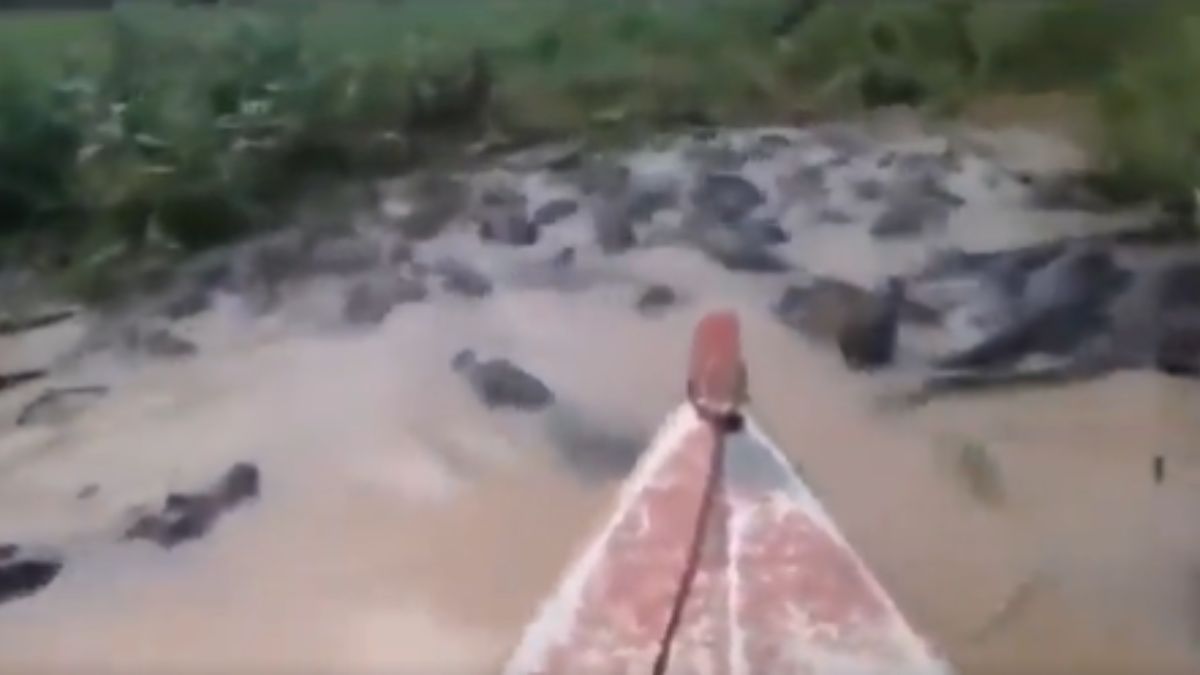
[504,310,953,675]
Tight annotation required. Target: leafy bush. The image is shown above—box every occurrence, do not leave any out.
[3,0,1200,291]
[1095,7,1200,204]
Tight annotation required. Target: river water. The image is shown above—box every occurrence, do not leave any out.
[0,119,1198,674]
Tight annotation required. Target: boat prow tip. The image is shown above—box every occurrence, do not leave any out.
[688,310,748,422]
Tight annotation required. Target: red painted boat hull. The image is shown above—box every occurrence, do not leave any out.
[505,313,952,675]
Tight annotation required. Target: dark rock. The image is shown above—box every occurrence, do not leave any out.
[636,284,678,315]
[694,225,789,273]
[933,246,1132,371]
[895,151,960,178]
[920,242,1064,283]
[240,284,281,317]
[479,208,537,246]
[775,277,877,342]
[1108,219,1198,247]
[450,349,476,372]
[827,154,856,170]
[435,259,493,298]
[837,278,904,371]
[480,183,519,205]
[776,282,841,336]
[242,234,307,288]
[125,462,260,550]
[660,106,714,128]
[216,462,260,503]
[139,328,198,358]
[817,209,854,226]
[913,354,1113,404]
[472,360,554,411]
[853,179,884,201]
[388,240,414,265]
[814,125,872,157]
[1026,172,1109,212]
[17,386,109,427]
[752,133,794,156]
[872,193,949,238]
[131,258,175,293]
[687,143,747,171]
[160,285,211,320]
[398,175,467,239]
[872,167,966,239]
[452,350,554,411]
[391,275,428,304]
[225,242,291,315]
[530,199,579,228]
[758,131,796,145]
[551,247,575,269]
[77,484,99,500]
[741,218,790,245]
[186,252,234,293]
[0,308,78,336]
[308,236,381,276]
[1159,262,1200,311]
[917,174,967,208]
[343,275,427,326]
[0,544,15,561]
[933,248,1130,371]
[590,187,678,254]
[892,293,945,327]
[593,200,637,254]
[0,553,62,605]
[937,310,1100,371]
[692,174,766,223]
[777,165,827,203]
[572,161,630,196]
[626,188,677,223]
[410,260,432,277]
[1156,319,1200,377]
[395,275,429,305]
[1022,245,1131,313]
[0,369,46,393]
[503,141,583,172]
[638,225,689,249]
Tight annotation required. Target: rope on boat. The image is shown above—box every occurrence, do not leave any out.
[650,409,734,675]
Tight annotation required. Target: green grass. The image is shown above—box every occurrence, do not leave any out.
[3,0,1200,299]
[0,11,108,74]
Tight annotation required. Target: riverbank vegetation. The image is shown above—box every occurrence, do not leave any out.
[2,0,1199,288]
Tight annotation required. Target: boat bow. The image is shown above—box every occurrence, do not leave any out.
[505,311,952,675]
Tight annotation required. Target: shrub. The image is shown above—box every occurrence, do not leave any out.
[4,0,1200,296]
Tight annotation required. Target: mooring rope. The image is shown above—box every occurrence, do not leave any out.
[650,413,732,675]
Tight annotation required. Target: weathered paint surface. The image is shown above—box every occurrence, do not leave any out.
[726,419,951,674]
[504,405,725,675]
[686,310,747,419]
[504,312,953,675]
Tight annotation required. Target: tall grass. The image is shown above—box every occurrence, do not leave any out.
[2,0,1200,292]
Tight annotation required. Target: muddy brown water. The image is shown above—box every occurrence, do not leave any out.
[1,125,1199,674]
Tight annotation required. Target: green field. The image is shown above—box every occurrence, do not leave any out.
[3,0,1200,295]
